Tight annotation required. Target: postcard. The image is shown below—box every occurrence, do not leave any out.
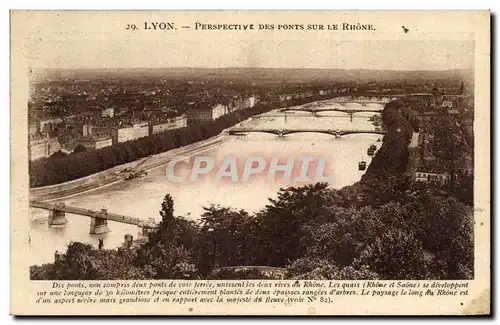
[10,10,490,315]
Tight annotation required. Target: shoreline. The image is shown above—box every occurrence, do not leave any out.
[29,112,260,202]
[29,96,381,202]
[39,135,234,202]
[28,100,391,266]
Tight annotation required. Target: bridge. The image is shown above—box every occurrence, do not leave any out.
[322,96,395,105]
[30,200,159,235]
[253,114,370,119]
[281,107,382,114]
[280,107,382,121]
[228,127,386,138]
[333,100,391,106]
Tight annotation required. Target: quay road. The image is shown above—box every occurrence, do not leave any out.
[30,133,233,202]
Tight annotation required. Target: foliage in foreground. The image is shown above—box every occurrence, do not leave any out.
[30,99,474,280]
[31,182,473,281]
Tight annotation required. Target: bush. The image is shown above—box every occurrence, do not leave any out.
[286,258,379,280]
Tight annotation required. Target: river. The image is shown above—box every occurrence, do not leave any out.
[28,101,384,265]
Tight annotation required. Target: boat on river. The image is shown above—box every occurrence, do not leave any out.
[358,160,367,171]
[367,144,377,156]
[125,170,148,181]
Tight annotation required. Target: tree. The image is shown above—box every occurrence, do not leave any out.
[257,183,332,266]
[73,144,87,154]
[50,150,67,159]
[136,194,199,279]
[287,258,379,280]
[196,205,256,274]
[452,172,473,206]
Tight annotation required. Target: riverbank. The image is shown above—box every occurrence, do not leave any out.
[30,133,232,202]
[29,96,344,201]
[30,116,263,202]
[28,100,385,267]
[30,94,352,190]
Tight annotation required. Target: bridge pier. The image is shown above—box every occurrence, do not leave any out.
[349,112,353,122]
[89,209,110,235]
[48,204,68,226]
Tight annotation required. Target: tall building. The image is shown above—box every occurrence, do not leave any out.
[75,135,113,150]
[187,101,229,125]
[29,135,61,161]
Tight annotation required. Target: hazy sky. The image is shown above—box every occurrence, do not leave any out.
[25,38,474,71]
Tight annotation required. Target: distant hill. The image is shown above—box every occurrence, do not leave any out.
[38,67,473,84]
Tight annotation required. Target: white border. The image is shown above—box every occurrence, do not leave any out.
[3,1,497,324]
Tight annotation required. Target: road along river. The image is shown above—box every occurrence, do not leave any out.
[28,101,383,265]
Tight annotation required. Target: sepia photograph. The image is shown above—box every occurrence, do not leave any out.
[27,39,475,282]
[10,10,490,315]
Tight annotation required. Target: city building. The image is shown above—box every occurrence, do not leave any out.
[187,101,228,125]
[151,115,188,134]
[115,121,149,143]
[241,95,257,109]
[414,171,451,185]
[115,107,129,116]
[29,136,61,161]
[279,94,292,102]
[187,105,212,125]
[409,132,420,148]
[101,108,115,118]
[170,114,187,128]
[212,103,229,119]
[39,117,63,133]
[75,135,113,150]
[82,124,113,137]
[83,121,150,144]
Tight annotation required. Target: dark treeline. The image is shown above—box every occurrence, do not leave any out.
[30,99,474,280]
[30,97,324,188]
